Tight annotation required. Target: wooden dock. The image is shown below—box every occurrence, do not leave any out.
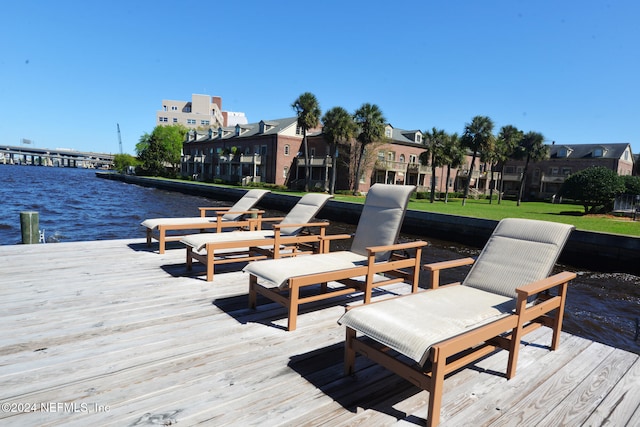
[0,239,638,426]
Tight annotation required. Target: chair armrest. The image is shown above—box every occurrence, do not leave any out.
[365,240,428,255]
[516,271,577,299]
[199,206,230,217]
[422,257,475,289]
[215,209,265,218]
[257,216,286,224]
[272,221,330,229]
[319,233,353,242]
[422,257,475,272]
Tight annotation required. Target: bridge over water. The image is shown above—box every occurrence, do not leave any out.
[1,145,114,168]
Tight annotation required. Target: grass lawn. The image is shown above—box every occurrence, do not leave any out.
[333,195,640,237]
[134,178,639,237]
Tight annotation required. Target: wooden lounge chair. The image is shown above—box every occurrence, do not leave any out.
[141,189,270,253]
[180,193,333,282]
[243,184,427,331]
[338,218,576,426]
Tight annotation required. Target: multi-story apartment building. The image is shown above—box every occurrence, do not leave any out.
[505,142,634,200]
[156,94,247,130]
[181,117,312,186]
[179,111,635,198]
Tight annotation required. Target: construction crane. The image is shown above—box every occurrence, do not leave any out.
[117,123,123,154]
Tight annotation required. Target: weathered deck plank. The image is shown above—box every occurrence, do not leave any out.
[0,239,638,426]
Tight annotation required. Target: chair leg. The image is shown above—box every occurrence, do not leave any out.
[158,228,166,254]
[248,275,257,309]
[206,248,215,282]
[506,325,523,379]
[428,348,445,427]
[287,284,300,331]
[146,228,152,247]
[344,327,356,376]
[551,282,568,350]
[186,247,193,271]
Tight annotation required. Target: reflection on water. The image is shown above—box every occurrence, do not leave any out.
[0,165,638,354]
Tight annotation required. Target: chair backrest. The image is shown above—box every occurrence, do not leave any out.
[221,189,270,221]
[463,218,574,298]
[350,184,416,261]
[278,193,333,235]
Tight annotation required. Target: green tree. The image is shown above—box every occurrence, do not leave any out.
[353,103,386,194]
[419,127,447,203]
[560,166,625,213]
[321,106,356,194]
[113,153,139,174]
[460,116,494,205]
[495,125,523,204]
[514,131,548,206]
[292,92,321,192]
[440,132,464,203]
[621,175,640,195]
[136,124,187,177]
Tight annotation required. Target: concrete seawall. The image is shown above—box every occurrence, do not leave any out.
[99,173,640,275]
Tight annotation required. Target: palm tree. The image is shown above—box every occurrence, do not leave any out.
[460,116,495,206]
[440,133,465,203]
[495,125,523,204]
[291,92,321,192]
[352,103,386,194]
[321,106,356,194]
[420,127,447,203]
[515,131,549,206]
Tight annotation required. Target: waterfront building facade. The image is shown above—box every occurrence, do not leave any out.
[179,113,635,198]
[504,142,635,200]
[156,94,247,130]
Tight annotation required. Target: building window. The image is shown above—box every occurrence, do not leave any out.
[416,133,422,143]
[159,117,168,122]
[562,168,572,176]
[409,154,417,164]
[310,148,316,157]
[378,151,385,161]
[399,154,405,163]
[283,166,288,178]
[284,144,290,156]
[594,148,603,157]
[187,119,196,125]
[171,106,178,111]
[201,120,210,125]
[172,118,178,123]
[385,128,392,138]
[296,126,303,135]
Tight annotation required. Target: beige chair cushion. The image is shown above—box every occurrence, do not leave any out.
[179,193,331,252]
[350,184,415,261]
[180,230,276,252]
[277,193,332,235]
[221,189,270,221]
[141,217,217,229]
[243,251,368,289]
[463,218,574,298]
[141,189,270,228]
[339,285,514,365]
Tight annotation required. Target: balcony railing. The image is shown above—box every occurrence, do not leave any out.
[296,156,332,167]
[375,159,407,172]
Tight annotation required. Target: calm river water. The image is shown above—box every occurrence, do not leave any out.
[1,165,638,354]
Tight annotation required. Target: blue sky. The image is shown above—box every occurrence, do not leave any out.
[1,0,638,156]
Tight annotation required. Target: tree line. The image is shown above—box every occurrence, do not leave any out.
[116,91,639,214]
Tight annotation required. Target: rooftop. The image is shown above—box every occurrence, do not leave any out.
[1,239,638,426]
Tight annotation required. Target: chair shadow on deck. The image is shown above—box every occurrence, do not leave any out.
[285,340,503,425]
[127,241,185,252]
[210,285,407,331]
[159,260,249,280]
